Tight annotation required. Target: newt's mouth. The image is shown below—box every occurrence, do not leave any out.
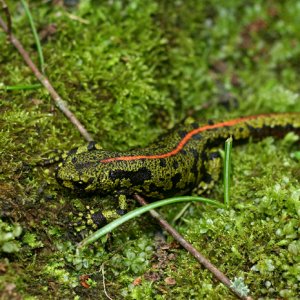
[57,178,95,194]
[55,174,74,189]
[62,180,76,190]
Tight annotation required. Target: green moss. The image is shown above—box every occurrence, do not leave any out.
[0,220,22,253]
[22,232,44,249]
[1,0,300,298]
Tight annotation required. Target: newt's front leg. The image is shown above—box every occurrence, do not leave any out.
[86,192,128,228]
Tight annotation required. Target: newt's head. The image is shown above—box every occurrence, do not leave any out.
[56,149,118,194]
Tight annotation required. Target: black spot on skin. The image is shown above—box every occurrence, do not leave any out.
[68,147,78,155]
[91,211,107,226]
[109,170,117,180]
[191,122,199,129]
[203,173,213,184]
[246,124,287,139]
[173,160,179,169]
[72,157,77,163]
[285,124,294,131]
[116,209,126,216]
[264,124,293,138]
[190,149,199,175]
[178,130,187,138]
[75,161,97,172]
[209,152,220,160]
[87,141,97,151]
[201,150,208,161]
[248,123,275,139]
[246,124,258,133]
[209,127,219,132]
[171,173,182,188]
[149,182,159,192]
[159,159,167,167]
[73,180,89,190]
[181,149,187,155]
[109,167,152,185]
[55,175,63,185]
[239,127,244,132]
[192,133,202,140]
[190,148,199,160]
[208,119,214,125]
[88,177,94,184]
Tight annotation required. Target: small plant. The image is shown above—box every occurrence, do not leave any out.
[231,277,250,297]
[0,219,22,253]
[123,238,153,274]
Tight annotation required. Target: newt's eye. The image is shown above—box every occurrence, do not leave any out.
[73,179,91,191]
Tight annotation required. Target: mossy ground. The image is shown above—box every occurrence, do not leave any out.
[0,0,300,299]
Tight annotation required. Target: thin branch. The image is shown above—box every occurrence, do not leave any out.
[0,15,93,142]
[0,0,11,36]
[100,264,113,300]
[134,194,253,300]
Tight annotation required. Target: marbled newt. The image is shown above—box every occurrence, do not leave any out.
[56,113,300,226]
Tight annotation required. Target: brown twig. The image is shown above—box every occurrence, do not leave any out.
[0,14,93,142]
[0,0,11,35]
[134,194,252,300]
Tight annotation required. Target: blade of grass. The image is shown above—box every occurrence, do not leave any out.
[21,0,45,74]
[224,137,232,208]
[77,196,225,248]
[171,202,191,224]
[1,83,41,90]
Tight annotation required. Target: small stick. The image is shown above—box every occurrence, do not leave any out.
[0,0,11,35]
[100,264,113,300]
[134,194,252,300]
[0,15,93,142]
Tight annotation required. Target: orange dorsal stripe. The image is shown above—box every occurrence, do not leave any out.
[99,114,273,163]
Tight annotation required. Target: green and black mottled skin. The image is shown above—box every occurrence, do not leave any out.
[56,113,300,225]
